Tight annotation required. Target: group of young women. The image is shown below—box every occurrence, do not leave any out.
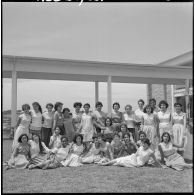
[4,98,192,171]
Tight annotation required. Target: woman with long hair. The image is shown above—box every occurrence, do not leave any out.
[29,102,43,138]
[158,132,192,171]
[42,103,54,147]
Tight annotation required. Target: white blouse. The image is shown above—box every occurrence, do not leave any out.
[30,110,42,129]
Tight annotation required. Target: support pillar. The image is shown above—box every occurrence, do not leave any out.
[163,84,167,101]
[107,75,112,115]
[185,79,190,119]
[147,84,152,102]
[171,85,175,113]
[11,60,17,129]
[95,81,99,103]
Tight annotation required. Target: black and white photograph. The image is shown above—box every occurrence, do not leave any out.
[2,1,193,193]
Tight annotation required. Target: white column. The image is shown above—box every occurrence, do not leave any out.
[163,84,167,101]
[95,81,99,103]
[147,84,152,102]
[107,75,112,115]
[11,60,17,128]
[185,79,190,119]
[171,85,175,113]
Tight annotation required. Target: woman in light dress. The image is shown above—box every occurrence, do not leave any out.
[79,103,96,143]
[12,104,32,150]
[42,103,54,147]
[157,100,172,139]
[49,127,62,150]
[141,105,159,150]
[123,105,138,141]
[72,102,83,134]
[5,134,31,170]
[172,103,188,156]
[53,102,65,135]
[108,102,123,132]
[61,134,85,167]
[158,132,192,171]
[93,101,107,134]
[100,138,161,168]
[29,102,43,138]
[28,136,71,169]
[80,135,101,164]
[63,108,75,143]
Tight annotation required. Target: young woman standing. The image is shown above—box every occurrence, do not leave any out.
[52,102,65,135]
[29,102,43,138]
[141,105,158,151]
[12,104,31,150]
[79,103,96,143]
[172,103,188,156]
[72,102,83,134]
[157,100,172,139]
[42,103,54,147]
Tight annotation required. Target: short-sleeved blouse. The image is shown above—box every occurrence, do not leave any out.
[42,111,54,128]
[54,111,64,127]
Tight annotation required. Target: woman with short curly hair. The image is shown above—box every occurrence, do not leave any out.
[72,102,83,133]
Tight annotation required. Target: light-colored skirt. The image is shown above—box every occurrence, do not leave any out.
[165,152,191,171]
[172,124,187,151]
[61,153,83,167]
[159,123,171,138]
[113,154,144,167]
[81,154,102,164]
[143,125,158,149]
[7,154,29,169]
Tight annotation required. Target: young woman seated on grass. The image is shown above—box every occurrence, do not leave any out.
[5,134,31,170]
[61,134,85,167]
[158,132,193,171]
[118,123,134,142]
[80,135,102,164]
[121,132,137,156]
[100,117,114,143]
[28,134,52,169]
[96,133,113,164]
[110,133,125,159]
[29,136,71,169]
[100,138,161,168]
[136,131,147,147]
[49,127,62,150]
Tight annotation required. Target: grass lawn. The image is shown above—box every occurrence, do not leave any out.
[2,132,193,193]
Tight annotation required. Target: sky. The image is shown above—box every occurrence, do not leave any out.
[2,2,192,112]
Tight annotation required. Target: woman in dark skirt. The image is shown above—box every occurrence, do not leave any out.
[52,102,65,135]
[42,103,54,147]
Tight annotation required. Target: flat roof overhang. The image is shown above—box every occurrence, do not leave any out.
[3,55,192,85]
